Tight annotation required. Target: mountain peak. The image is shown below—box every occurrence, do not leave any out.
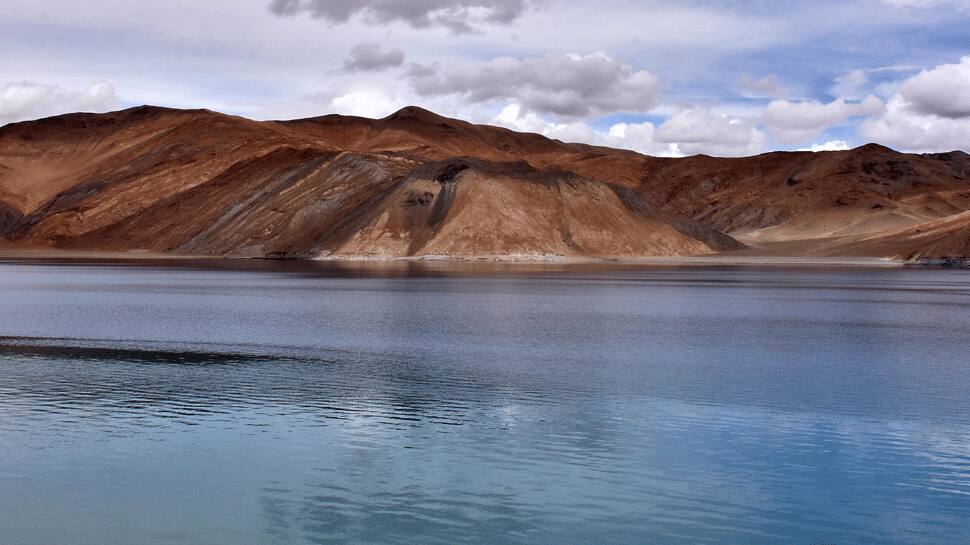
[853,143,897,154]
[382,106,450,124]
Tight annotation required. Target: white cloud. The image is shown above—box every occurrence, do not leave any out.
[897,56,970,118]
[256,81,415,120]
[493,102,764,157]
[854,56,970,152]
[267,0,532,34]
[605,122,671,155]
[493,102,677,156]
[832,69,870,100]
[497,103,764,157]
[762,96,884,143]
[655,107,766,157]
[493,102,547,132]
[799,140,852,152]
[328,90,410,118]
[407,52,660,119]
[0,81,119,126]
[860,95,970,152]
[343,43,405,72]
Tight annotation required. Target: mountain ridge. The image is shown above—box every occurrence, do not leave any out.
[1,105,968,260]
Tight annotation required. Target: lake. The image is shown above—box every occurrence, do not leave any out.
[0,259,968,544]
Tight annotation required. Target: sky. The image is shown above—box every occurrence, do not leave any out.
[2,0,970,156]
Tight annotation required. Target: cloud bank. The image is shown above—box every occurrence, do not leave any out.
[407,53,660,118]
[656,108,766,157]
[898,56,970,119]
[763,96,884,143]
[268,0,531,33]
[857,56,970,152]
[1,81,119,126]
[493,102,764,157]
[343,43,406,72]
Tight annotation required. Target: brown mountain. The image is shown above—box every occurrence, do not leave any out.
[1,105,968,261]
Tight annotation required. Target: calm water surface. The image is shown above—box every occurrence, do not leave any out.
[0,259,968,544]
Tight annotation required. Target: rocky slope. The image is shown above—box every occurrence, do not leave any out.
[1,105,968,260]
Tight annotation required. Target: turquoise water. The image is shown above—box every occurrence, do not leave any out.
[0,260,968,544]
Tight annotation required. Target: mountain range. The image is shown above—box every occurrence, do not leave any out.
[1,105,968,261]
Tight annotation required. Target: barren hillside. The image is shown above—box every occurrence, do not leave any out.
[1,105,968,260]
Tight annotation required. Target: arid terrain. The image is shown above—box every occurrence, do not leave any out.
[1,105,968,261]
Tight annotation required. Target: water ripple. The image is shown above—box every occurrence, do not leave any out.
[2,263,970,544]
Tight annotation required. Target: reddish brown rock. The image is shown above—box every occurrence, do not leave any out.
[1,105,968,260]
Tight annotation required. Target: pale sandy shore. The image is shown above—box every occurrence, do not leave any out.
[315,254,906,267]
[0,248,208,261]
[0,246,908,268]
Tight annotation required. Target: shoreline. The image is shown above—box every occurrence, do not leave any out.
[0,247,922,268]
[315,253,908,268]
[0,248,213,261]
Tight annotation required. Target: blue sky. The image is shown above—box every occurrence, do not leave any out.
[2,0,969,156]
